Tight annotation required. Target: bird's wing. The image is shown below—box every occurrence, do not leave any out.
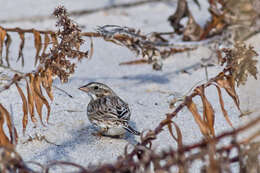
[87,95,130,121]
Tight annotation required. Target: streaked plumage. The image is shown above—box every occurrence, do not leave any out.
[79,82,140,137]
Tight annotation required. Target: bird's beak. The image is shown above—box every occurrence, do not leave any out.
[78,86,89,93]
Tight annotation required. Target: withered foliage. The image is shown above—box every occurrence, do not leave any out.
[168,42,258,138]
[97,25,195,70]
[0,24,193,71]
[168,0,260,41]
[0,116,259,173]
[0,3,259,173]
[0,6,89,146]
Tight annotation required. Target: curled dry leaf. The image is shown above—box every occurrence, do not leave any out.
[41,68,54,101]
[42,33,50,56]
[33,73,51,124]
[214,84,233,128]
[186,97,210,137]
[163,114,183,148]
[4,33,11,67]
[162,117,176,141]
[26,78,37,125]
[0,111,10,146]
[33,30,42,66]
[172,121,183,149]
[216,75,241,112]
[15,81,28,134]
[17,32,25,66]
[195,86,215,137]
[0,104,18,145]
[0,27,6,64]
[29,74,44,125]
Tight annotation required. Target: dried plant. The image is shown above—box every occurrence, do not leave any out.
[168,0,260,41]
[0,115,259,173]
[0,6,89,145]
[97,25,195,70]
[0,24,193,71]
[168,42,258,138]
[0,3,259,173]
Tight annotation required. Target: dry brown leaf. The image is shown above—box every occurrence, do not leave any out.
[51,33,58,46]
[0,104,18,144]
[41,69,53,101]
[200,11,226,40]
[216,76,241,112]
[214,84,234,128]
[172,121,183,149]
[4,33,11,67]
[29,74,44,125]
[17,32,25,66]
[195,86,215,136]
[33,73,51,124]
[186,97,210,137]
[162,118,177,141]
[42,33,50,56]
[0,113,10,146]
[0,28,6,64]
[33,30,42,66]
[26,77,37,125]
[15,81,28,134]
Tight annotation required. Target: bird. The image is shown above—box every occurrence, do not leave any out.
[79,82,140,138]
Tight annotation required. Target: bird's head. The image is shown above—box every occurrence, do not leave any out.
[78,82,116,100]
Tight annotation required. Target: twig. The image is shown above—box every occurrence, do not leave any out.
[9,104,17,146]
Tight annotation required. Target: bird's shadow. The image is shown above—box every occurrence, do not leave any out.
[30,122,139,162]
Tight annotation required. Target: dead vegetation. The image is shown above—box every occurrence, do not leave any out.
[0,6,90,146]
[168,0,260,41]
[0,1,259,173]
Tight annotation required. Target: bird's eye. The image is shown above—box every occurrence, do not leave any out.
[94,86,99,90]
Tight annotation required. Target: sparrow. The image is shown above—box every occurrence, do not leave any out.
[79,82,140,137]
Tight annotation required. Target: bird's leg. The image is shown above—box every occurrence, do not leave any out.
[91,131,103,139]
[119,133,125,139]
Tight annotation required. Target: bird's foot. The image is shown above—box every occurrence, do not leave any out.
[91,131,103,139]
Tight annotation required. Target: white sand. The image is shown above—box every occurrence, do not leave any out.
[0,0,259,172]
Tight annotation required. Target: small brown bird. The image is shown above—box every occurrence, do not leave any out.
[79,82,140,137]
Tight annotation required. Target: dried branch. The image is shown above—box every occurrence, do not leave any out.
[0,6,90,144]
[97,25,195,70]
[0,24,195,70]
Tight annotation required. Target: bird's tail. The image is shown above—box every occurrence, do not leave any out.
[124,125,141,136]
